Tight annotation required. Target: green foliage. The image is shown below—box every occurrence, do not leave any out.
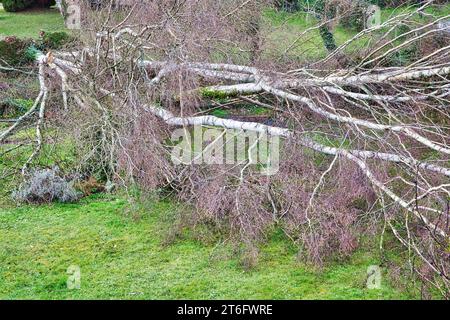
[2,0,33,12]
[310,132,351,149]
[394,23,411,40]
[2,0,55,12]
[389,45,418,66]
[319,24,337,52]
[0,98,34,117]
[0,32,70,68]
[340,1,370,32]
[244,105,269,115]
[24,44,40,60]
[371,0,389,7]
[0,37,34,66]
[275,0,301,12]
[40,31,72,49]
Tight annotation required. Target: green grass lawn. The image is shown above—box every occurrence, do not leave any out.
[0,6,65,39]
[0,195,414,300]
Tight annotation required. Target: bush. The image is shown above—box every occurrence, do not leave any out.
[389,45,419,66]
[2,0,55,12]
[0,98,34,118]
[0,37,34,66]
[13,168,81,204]
[319,24,337,51]
[339,1,370,32]
[2,0,33,12]
[0,33,70,68]
[40,31,72,49]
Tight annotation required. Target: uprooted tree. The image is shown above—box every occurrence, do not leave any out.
[1,0,449,297]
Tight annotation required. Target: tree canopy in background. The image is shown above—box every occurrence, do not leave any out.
[2,0,55,12]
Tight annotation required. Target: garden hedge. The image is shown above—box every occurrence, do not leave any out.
[2,0,55,12]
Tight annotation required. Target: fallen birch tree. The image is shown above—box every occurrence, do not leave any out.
[1,0,449,297]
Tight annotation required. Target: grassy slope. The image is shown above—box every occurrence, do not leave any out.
[0,195,414,300]
[0,7,65,39]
